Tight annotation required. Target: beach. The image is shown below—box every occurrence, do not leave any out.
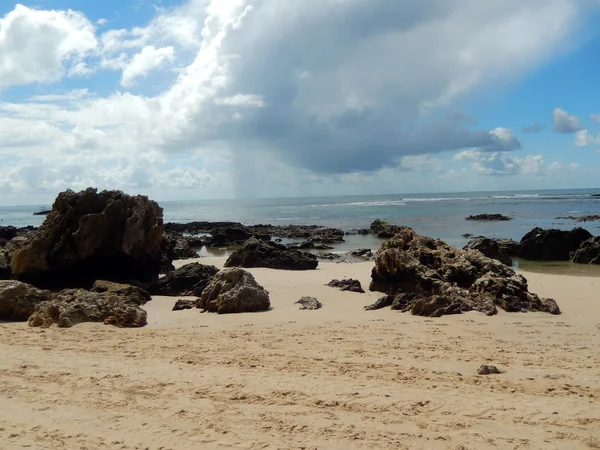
[1,258,599,450]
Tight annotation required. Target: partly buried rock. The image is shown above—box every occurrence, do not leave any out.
[0,280,52,321]
[370,219,406,239]
[28,289,147,328]
[347,248,374,259]
[369,227,560,317]
[477,365,502,375]
[295,296,322,310]
[11,188,165,288]
[519,227,592,261]
[570,236,600,264]
[197,267,270,314]
[172,299,196,311]
[225,237,318,270]
[150,263,219,296]
[465,214,512,221]
[327,278,365,293]
[463,237,514,266]
[91,280,151,305]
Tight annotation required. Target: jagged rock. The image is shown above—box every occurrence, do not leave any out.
[162,233,200,260]
[519,227,592,261]
[150,263,219,296]
[28,288,147,328]
[364,295,394,310]
[370,227,560,317]
[91,280,151,305]
[317,252,341,260]
[570,237,600,264]
[327,278,365,293]
[463,237,513,266]
[477,365,502,375]
[295,297,322,310]
[370,219,406,239]
[11,188,164,289]
[347,248,373,259]
[208,224,255,247]
[197,267,270,314]
[172,299,196,311]
[0,236,29,280]
[0,280,52,321]
[465,214,512,221]
[225,237,318,270]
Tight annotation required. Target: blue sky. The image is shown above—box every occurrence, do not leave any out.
[1,0,600,205]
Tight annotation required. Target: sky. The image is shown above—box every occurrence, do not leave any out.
[1,0,600,205]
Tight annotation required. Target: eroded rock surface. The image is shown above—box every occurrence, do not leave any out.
[463,237,514,266]
[91,280,151,305]
[225,237,318,270]
[150,263,219,296]
[519,227,592,261]
[295,297,322,310]
[327,279,365,293]
[569,236,600,264]
[198,267,270,314]
[369,227,560,317]
[0,280,52,321]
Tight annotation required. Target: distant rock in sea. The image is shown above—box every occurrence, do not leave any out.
[33,209,51,216]
[465,214,512,221]
[225,237,318,270]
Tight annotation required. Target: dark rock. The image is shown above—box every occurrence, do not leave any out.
[463,237,513,266]
[556,215,600,222]
[295,296,322,310]
[11,188,164,289]
[91,280,151,305]
[28,288,147,328]
[197,267,270,314]
[208,224,254,247]
[347,248,373,259]
[0,280,52,321]
[465,214,512,221]
[346,229,371,235]
[370,219,407,239]
[0,236,29,280]
[0,226,18,241]
[225,237,318,270]
[570,237,600,264]
[327,278,365,293]
[364,295,394,310]
[150,263,219,296]
[462,233,473,238]
[172,299,196,311]
[369,227,560,317]
[162,233,200,260]
[317,252,341,260]
[33,209,51,216]
[519,227,592,261]
[477,365,502,375]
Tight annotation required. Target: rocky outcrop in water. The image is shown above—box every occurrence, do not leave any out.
[28,288,147,328]
[463,237,516,266]
[0,280,52,321]
[225,237,318,270]
[370,219,404,238]
[519,227,592,261]
[150,262,219,296]
[368,227,560,317]
[327,279,365,293]
[11,188,165,289]
[465,214,512,221]
[556,215,600,222]
[570,237,600,264]
[197,267,270,314]
[347,248,374,259]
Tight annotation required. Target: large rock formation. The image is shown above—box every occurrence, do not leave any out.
[0,280,52,321]
[570,237,600,264]
[28,288,147,328]
[225,237,318,270]
[150,262,219,296]
[519,227,592,261]
[463,237,517,266]
[368,227,560,317]
[197,267,270,314]
[11,188,165,288]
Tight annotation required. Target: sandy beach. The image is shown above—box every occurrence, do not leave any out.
[1,258,599,449]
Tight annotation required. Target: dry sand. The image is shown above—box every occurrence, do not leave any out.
[1,257,599,449]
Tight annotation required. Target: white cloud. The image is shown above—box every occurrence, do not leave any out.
[0,4,97,88]
[553,107,583,133]
[591,113,600,124]
[97,18,108,26]
[214,94,265,108]
[120,45,176,86]
[574,129,600,146]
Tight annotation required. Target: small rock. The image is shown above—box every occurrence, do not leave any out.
[295,297,322,310]
[327,278,365,293]
[172,299,196,311]
[477,365,502,375]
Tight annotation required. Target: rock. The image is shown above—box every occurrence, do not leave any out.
[225,237,318,270]
[465,214,512,221]
[556,215,600,222]
[570,236,600,264]
[463,237,513,266]
[33,209,52,216]
[477,365,502,375]
[519,227,592,261]
[347,248,373,259]
[0,280,52,321]
[287,241,333,250]
[91,280,151,305]
[197,267,270,314]
[364,295,394,310]
[150,263,219,296]
[317,252,342,260]
[295,296,322,310]
[0,226,18,241]
[327,278,365,293]
[346,229,370,235]
[162,233,200,260]
[208,224,256,247]
[462,233,473,238]
[0,236,29,280]
[172,299,196,311]
[28,288,147,328]
[11,188,164,289]
[369,227,560,317]
[370,219,406,238]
